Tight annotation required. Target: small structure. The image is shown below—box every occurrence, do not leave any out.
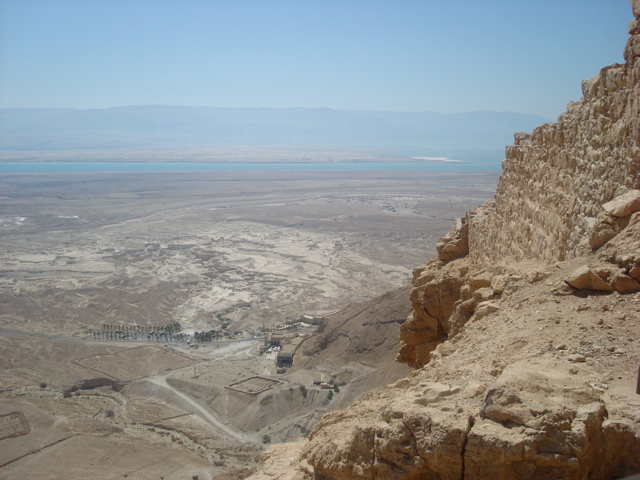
[276,345,295,367]
[265,333,287,347]
[299,314,324,325]
[265,331,300,347]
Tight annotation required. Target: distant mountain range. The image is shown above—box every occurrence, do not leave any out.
[0,106,547,161]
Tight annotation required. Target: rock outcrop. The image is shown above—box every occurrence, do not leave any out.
[247,3,640,479]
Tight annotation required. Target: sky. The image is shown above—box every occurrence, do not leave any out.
[0,0,632,120]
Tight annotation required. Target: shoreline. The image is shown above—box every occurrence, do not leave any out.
[0,161,501,175]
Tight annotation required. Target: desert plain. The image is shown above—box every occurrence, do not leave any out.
[0,166,498,479]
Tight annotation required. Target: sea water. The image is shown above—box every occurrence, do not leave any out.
[0,161,501,174]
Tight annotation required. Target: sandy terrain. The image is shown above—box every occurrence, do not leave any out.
[0,169,497,335]
[0,167,498,478]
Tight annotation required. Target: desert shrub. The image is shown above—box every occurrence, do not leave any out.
[262,434,271,444]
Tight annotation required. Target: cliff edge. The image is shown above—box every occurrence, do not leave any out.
[247,3,640,479]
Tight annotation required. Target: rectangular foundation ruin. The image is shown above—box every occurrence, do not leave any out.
[225,376,283,396]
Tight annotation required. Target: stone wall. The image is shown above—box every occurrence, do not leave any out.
[469,15,639,264]
[397,1,640,369]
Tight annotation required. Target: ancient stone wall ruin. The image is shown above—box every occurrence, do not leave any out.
[397,2,640,369]
[469,17,640,264]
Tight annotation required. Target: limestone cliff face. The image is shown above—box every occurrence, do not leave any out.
[247,3,640,479]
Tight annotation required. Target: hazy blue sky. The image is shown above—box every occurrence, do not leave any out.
[0,0,632,120]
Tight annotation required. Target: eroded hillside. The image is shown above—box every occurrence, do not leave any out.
[248,2,640,479]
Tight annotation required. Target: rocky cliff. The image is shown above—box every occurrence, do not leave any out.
[294,287,412,393]
[247,3,640,479]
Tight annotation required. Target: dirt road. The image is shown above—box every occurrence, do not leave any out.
[148,340,261,445]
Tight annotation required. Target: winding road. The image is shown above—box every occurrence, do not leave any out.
[155,340,261,445]
[149,355,259,446]
[0,326,264,445]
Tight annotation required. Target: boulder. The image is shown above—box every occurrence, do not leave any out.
[589,202,635,249]
[589,217,620,249]
[611,271,640,293]
[473,301,500,319]
[462,381,486,398]
[602,190,640,218]
[436,218,469,261]
[565,265,614,291]
[472,287,495,303]
[490,274,508,294]
[469,271,493,291]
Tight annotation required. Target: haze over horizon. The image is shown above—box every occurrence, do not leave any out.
[0,0,631,121]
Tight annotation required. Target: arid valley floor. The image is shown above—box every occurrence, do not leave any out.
[0,167,498,479]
